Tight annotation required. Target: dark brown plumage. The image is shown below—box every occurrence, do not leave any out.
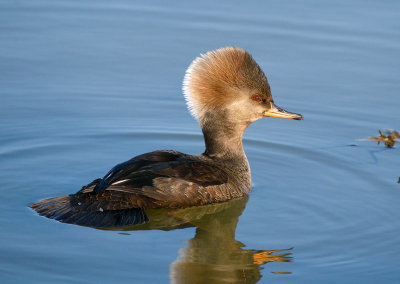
[30,47,303,228]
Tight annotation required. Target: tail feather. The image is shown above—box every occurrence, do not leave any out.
[30,195,149,228]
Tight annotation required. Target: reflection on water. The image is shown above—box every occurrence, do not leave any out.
[106,197,292,283]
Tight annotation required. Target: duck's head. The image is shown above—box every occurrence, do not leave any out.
[183,47,303,127]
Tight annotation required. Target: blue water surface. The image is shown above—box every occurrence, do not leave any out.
[1,1,399,283]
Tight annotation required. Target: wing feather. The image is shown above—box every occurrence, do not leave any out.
[74,150,232,210]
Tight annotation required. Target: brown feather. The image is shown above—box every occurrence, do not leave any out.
[183,47,272,119]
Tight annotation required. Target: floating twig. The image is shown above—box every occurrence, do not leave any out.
[360,129,400,148]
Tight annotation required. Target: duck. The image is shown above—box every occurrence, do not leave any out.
[30,47,303,228]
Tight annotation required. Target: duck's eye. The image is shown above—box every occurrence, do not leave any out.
[252,94,262,102]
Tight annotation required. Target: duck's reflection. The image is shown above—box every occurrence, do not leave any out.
[108,197,292,283]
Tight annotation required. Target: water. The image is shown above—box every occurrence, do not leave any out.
[1,0,399,283]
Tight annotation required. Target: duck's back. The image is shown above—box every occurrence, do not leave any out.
[30,150,248,227]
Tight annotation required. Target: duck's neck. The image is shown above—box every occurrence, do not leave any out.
[200,111,250,162]
[199,111,252,190]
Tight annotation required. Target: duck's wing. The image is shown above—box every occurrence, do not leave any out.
[77,150,230,209]
[30,150,230,228]
[86,150,186,194]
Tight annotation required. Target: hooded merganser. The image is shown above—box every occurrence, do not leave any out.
[30,47,303,227]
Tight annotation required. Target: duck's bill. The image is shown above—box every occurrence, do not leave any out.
[263,103,304,120]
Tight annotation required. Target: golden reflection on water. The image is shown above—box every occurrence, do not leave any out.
[110,197,292,283]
